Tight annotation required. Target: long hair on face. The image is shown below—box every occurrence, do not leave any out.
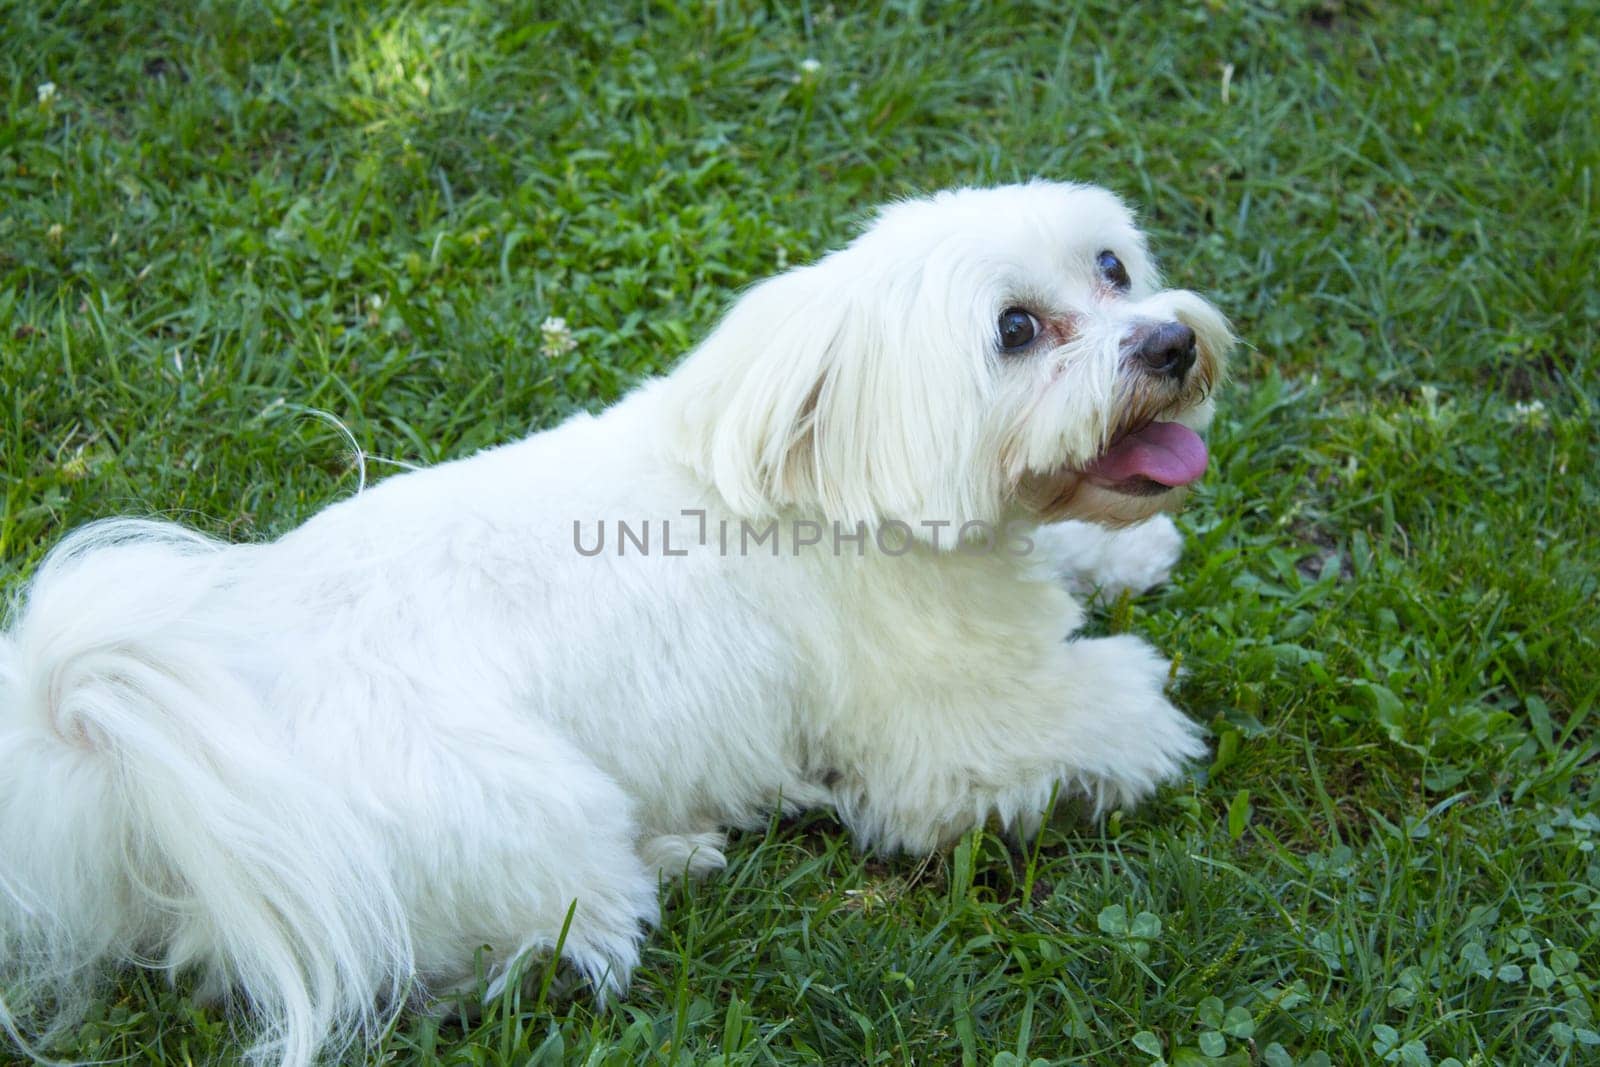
[1001,286,1233,525]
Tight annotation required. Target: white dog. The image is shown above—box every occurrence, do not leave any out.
[0,181,1231,1066]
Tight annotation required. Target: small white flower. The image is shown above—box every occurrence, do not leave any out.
[37,82,57,106]
[1507,399,1549,428]
[540,316,577,359]
[799,57,822,76]
[775,246,789,270]
[1413,383,1453,425]
[366,293,385,312]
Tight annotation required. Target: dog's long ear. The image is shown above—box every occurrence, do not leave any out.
[660,254,999,531]
[660,263,852,519]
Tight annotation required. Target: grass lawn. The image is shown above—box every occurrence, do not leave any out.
[2,1,1597,1064]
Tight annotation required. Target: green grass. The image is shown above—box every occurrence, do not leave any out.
[2,1,1597,1064]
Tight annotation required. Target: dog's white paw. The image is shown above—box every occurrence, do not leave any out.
[1034,516,1185,599]
[1059,633,1207,813]
[1099,692,1207,812]
[641,830,729,880]
[1094,515,1183,597]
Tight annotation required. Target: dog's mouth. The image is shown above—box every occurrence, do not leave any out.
[1078,421,1209,496]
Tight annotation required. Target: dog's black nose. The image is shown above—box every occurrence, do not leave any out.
[1133,322,1197,378]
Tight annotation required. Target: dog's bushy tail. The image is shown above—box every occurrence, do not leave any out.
[0,520,411,1067]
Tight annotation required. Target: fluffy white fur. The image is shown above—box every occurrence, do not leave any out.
[0,181,1232,1066]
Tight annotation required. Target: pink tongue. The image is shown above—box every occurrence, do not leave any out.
[1084,422,1209,487]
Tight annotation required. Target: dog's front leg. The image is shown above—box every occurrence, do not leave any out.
[832,632,1205,853]
[1022,630,1207,817]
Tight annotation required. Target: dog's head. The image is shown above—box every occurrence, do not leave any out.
[664,181,1232,535]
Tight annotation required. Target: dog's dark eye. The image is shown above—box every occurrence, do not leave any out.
[997,307,1040,351]
[1097,250,1131,291]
